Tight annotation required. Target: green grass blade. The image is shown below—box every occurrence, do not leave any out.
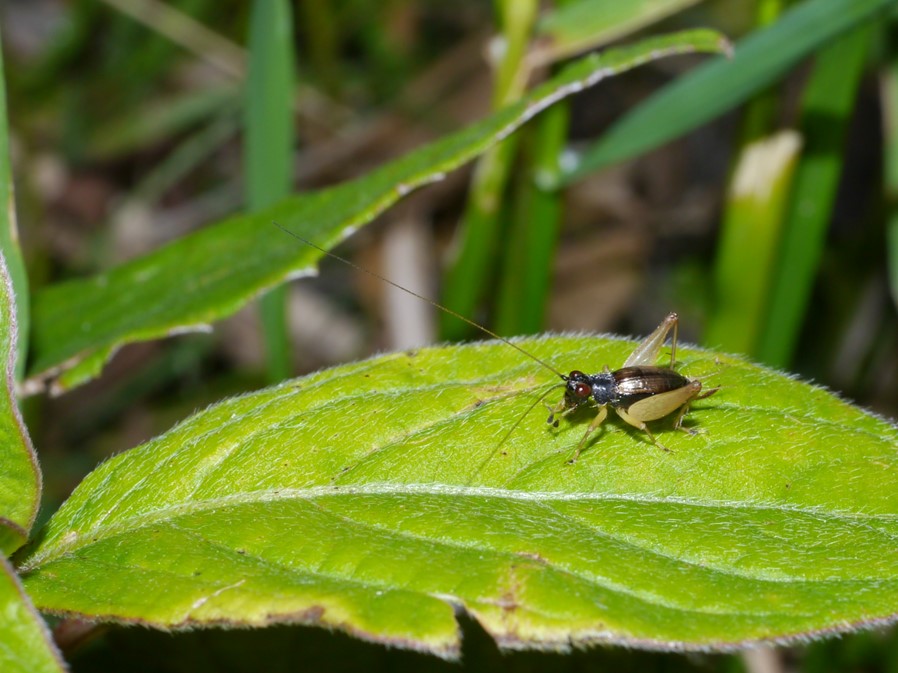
[890,214,898,310]
[560,0,894,183]
[26,30,729,394]
[0,558,66,673]
[882,51,898,305]
[495,102,568,335]
[18,335,898,656]
[88,85,240,161]
[133,107,241,206]
[297,0,340,98]
[439,137,520,340]
[0,35,29,379]
[245,0,297,383]
[886,49,898,310]
[737,0,786,144]
[705,132,801,355]
[438,0,537,341]
[0,250,40,556]
[535,0,704,64]
[756,24,873,367]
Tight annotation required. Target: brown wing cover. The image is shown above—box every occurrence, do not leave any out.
[612,366,689,404]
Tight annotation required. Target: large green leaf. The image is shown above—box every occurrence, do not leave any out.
[18,335,898,657]
[0,558,66,673]
[0,250,40,555]
[25,29,728,395]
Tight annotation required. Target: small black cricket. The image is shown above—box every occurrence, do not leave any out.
[545,312,717,462]
[275,224,717,461]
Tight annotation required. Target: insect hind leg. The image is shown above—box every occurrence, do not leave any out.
[674,385,719,434]
[613,406,670,452]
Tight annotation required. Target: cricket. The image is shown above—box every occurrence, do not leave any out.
[546,312,718,462]
[275,223,717,461]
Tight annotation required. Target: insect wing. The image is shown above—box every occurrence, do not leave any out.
[623,312,678,367]
[613,367,688,398]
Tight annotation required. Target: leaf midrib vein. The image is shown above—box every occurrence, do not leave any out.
[22,483,898,572]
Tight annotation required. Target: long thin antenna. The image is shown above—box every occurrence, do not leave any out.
[471,381,564,479]
[273,222,567,380]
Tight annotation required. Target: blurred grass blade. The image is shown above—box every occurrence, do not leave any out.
[131,107,241,206]
[439,138,518,341]
[0,249,40,556]
[756,24,873,367]
[737,0,786,144]
[438,0,537,341]
[89,85,240,161]
[0,558,66,673]
[887,45,898,310]
[245,0,297,382]
[298,0,340,98]
[534,0,703,66]
[495,102,568,334]
[705,131,801,354]
[19,336,898,656]
[0,35,28,379]
[101,0,246,79]
[26,29,729,394]
[890,219,898,308]
[560,0,893,183]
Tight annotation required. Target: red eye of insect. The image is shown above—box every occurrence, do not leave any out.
[574,382,591,398]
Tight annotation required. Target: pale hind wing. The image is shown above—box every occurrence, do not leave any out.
[624,380,701,422]
[623,312,679,368]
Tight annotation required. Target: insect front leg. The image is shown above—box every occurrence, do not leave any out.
[545,399,565,427]
[545,394,582,427]
[569,404,609,464]
[623,312,679,368]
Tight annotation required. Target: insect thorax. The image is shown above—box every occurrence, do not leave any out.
[588,372,617,405]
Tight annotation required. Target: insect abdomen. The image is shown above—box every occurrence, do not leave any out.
[612,366,690,405]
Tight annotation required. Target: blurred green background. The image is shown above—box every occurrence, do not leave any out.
[3,0,898,671]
